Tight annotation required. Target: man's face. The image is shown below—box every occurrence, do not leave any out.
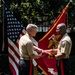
[56,26,66,35]
[29,28,37,37]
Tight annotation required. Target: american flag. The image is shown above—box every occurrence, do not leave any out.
[3,1,26,75]
[3,1,38,75]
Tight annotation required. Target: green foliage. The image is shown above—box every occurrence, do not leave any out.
[1,0,75,27]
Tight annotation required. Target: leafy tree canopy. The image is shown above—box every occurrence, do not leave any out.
[1,0,75,27]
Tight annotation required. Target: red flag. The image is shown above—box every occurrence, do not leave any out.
[36,4,69,75]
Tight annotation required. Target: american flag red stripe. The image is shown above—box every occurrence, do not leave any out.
[8,39,20,75]
[9,62,16,75]
[8,29,26,75]
[8,52,19,68]
[8,43,20,59]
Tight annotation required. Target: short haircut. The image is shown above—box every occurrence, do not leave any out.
[26,24,38,30]
[56,23,66,29]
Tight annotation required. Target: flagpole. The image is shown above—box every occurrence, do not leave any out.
[2,0,5,52]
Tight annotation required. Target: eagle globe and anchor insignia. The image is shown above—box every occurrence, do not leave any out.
[47,34,61,58]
